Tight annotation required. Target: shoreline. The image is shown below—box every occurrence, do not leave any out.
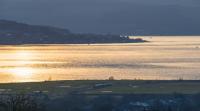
[1,80,200,95]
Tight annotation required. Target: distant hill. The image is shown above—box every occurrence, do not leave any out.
[0,20,71,36]
[0,20,146,44]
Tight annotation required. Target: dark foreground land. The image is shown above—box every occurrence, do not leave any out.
[1,80,200,111]
[1,80,200,95]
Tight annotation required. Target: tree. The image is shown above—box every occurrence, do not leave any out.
[0,94,45,111]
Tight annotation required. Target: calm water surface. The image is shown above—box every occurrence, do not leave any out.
[1,36,200,83]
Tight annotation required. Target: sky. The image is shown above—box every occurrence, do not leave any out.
[0,0,200,35]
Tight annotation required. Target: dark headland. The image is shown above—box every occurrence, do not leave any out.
[0,20,146,45]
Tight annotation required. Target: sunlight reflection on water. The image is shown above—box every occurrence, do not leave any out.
[0,36,200,83]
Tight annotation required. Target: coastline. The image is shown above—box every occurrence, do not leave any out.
[1,80,200,95]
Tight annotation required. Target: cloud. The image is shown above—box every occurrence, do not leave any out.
[0,0,200,34]
[0,0,5,10]
[0,0,6,17]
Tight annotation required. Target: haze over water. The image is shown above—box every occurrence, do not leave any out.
[0,36,200,83]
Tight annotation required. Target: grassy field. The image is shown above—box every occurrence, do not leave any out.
[1,80,200,96]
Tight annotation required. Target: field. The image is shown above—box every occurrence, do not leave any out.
[1,80,200,97]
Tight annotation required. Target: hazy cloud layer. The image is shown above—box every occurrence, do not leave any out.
[0,0,200,35]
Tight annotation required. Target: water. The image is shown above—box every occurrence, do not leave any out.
[0,36,200,83]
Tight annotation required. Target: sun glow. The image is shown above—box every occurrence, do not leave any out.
[10,50,35,77]
[15,50,33,60]
[10,67,34,77]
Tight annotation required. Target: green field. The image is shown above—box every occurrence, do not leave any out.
[1,80,200,97]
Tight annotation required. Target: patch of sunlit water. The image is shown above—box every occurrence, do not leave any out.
[0,36,200,82]
[9,67,34,77]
